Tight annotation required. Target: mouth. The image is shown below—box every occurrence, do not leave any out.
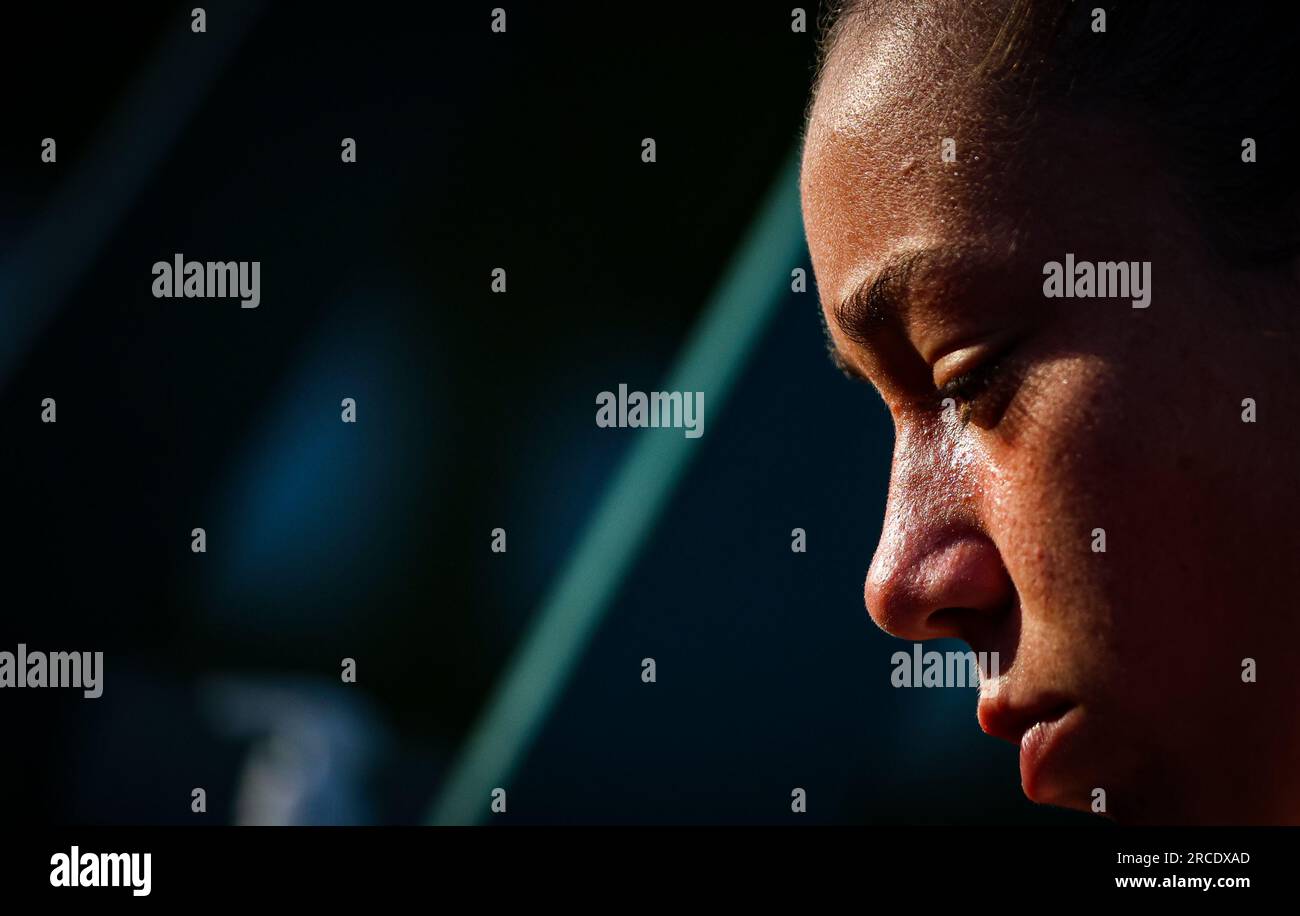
[978,694,1082,802]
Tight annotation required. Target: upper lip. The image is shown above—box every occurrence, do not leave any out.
[978,693,1075,744]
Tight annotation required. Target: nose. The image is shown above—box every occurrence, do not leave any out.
[864,425,1014,645]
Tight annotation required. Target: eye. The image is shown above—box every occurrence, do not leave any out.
[936,356,1016,429]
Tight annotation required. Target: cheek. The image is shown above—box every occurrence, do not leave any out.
[979,338,1259,721]
[982,353,1127,582]
[978,350,1218,677]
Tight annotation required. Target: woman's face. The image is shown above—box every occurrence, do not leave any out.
[801,11,1300,824]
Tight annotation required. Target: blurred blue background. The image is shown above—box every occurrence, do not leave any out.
[0,1,1084,825]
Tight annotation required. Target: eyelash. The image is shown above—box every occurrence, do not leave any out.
[937,359,1008,428]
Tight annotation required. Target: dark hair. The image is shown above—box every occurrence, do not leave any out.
[814,1,1300,266]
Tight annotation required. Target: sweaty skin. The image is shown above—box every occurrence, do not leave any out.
[801,3,1300,823]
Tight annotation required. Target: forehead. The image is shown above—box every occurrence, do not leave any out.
[800,11,1151,321]
[801,12,1016,305]
[807,2,1001,140]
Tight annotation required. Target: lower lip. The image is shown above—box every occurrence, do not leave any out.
[1019,706,1082,798]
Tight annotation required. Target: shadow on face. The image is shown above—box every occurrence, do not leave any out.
[801,0,1300,824]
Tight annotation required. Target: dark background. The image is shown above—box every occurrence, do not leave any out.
[0,1,1085,825]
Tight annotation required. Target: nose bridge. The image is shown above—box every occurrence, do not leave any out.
[879,420,970,568]
[866,419,987,637]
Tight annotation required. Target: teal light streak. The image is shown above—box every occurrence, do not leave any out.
[428,148,807,825]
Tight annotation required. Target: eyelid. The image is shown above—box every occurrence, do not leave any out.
[932,340,1000,390]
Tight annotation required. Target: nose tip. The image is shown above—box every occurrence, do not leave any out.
[864,558,914,639]
[865,534,1013,642]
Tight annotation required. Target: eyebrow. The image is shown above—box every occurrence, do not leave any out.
[823,247,935,383]
[818,307,864,380]
[833,247,933,348]
[826,244,1010,380]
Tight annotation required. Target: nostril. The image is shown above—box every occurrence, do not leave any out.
[925,607,966,635]
[921,606,995,645]
[925,599,1018,666]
